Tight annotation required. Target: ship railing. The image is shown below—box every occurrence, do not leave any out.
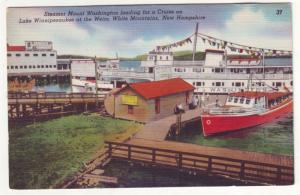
[101,70,154,79]
[172,61,204,66]
[206,107,266,115]
[172,72,292,80]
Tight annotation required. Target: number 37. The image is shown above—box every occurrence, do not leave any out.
[276,9,283,15]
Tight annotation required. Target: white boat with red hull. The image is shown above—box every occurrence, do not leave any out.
[201,91,293,136]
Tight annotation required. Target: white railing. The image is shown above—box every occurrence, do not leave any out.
[172,61,204,66]
[172,72,293,80]
[206,107,266,115]
[101,70,154,80]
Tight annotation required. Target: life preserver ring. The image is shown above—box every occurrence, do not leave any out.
[206,120,211,125]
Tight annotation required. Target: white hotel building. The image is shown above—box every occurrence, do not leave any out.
[7,41,69,76]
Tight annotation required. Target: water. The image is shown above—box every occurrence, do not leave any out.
[168,113,293,155]
[32,83,71,92]
[71,160,255,188]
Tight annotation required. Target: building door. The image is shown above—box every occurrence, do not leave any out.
[185,92,189,104]
[155,98,160,114]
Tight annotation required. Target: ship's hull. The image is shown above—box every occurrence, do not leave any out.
[201,99,293,136]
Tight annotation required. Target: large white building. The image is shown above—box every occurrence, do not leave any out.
[7,41,67,76]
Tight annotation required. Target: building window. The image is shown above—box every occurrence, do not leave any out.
[240,98,245,104]
[41,65,44,68]
[128,105,134,114]
[155,98,160,114]
[42,53,47,57]
[29,65,32,69]
[216,82,221,87]
[15,66,18,69]
[10,66,14,69]
[33,54,38,57]
[53,65,57,68]
[49,65,52,68]
[50,53,55,56]
[7,66,9,69]
[25,53,30,57]
[7,53,12,57]
[33,65,36,69]
[24,66,27,69]
[46,65,49,68]
[20,66,23,69]
[234,97,238,103]
[246,99,251,104]
[16,53,21,57]
[37,65,40,68]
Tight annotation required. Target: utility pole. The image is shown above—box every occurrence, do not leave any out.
[94,56,99,110]
[192,22,199,62]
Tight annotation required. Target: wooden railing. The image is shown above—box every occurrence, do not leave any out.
[105,141,294,185]
[8,92,106,100]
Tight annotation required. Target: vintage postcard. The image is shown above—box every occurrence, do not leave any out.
[6,2,293,189]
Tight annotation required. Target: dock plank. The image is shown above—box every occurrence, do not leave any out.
[133,108,202,141]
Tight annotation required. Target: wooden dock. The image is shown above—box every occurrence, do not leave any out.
[134,108,202,141]
[8,92,106,120]
[105,106,294,185]
[105,140,293,185]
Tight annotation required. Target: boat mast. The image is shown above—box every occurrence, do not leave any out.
[262,49,265,79]
[69,56,73,93]
[94,56,99,109]
[192,22,199,62]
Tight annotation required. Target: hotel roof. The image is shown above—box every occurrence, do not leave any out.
[115,78,195,99]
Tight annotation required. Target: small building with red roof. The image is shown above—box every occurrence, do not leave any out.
[111,78,195,122]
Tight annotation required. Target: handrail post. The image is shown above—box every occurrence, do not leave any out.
[207,157,212,173]
[178,153,182,169]
[152,149,156,163]
[128,145,131,160]
[240,161,245,179]
[276,167,282,185]
[108,143,112,158]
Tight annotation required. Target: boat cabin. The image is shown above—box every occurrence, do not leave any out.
[225,91,291,109]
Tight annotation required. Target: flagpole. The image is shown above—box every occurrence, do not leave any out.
[192,22,198,62]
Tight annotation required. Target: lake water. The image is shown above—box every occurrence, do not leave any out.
[97,160,256,188]
[168,112,293,155]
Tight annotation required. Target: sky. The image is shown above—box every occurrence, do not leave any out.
[7,3,292,58]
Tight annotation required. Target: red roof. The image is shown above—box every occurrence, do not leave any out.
[205,49,224,54]
[229,91,291,101]
[116,78,194,99]
[7,45,26,51]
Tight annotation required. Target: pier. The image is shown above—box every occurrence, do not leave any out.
[104,107,294,185]
[8,92,106,120]
[105,140,293,185]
